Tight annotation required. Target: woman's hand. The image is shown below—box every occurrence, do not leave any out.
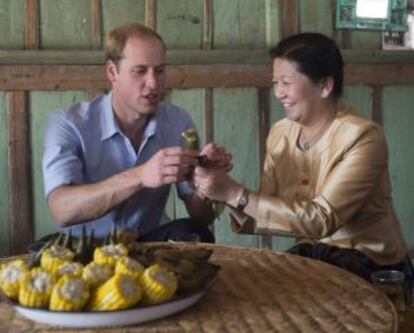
[199,143,233,172]
[193,166,241,204]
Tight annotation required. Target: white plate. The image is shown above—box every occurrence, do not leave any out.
[9,286,211,328]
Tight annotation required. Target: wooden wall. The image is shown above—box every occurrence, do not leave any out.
[1,0,414,255]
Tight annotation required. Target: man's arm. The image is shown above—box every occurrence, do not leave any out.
[48,147,199,226]
[48,166,143,226]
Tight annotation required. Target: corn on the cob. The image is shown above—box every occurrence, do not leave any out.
[115,256,144,281]
[93,244,128,267]
[89,274,142,311]
[0,259,28,299]
[41,245,74,274]
[140,264,177,304]
[18,267,55,308]
[50,275,90,311]
[82,262,113,288]
[56,262,83,279]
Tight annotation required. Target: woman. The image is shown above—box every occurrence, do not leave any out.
[194,32,413,285]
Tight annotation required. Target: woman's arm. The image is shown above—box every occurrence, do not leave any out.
[194,126,388,239]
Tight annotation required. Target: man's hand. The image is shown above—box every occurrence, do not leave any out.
[140,147,199,188]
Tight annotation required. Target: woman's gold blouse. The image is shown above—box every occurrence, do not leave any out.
[234,105,406,265]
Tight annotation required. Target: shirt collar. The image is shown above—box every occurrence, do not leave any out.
[100,91,159,142]
[143,115,157,139]
[100,92,120,141]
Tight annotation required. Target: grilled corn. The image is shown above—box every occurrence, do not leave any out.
[115,256,144,281]
[0,259,28,299]
[140,264,177,304]
[18,267,55,308]
[93,244,128,267]
[82,261,113,288]
[89,274,142,311]
[50,275,90,311]
[56,262,83,279]
[41,245,74,274]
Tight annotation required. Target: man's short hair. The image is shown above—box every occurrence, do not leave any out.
[105,22,165,65]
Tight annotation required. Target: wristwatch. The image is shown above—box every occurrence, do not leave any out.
[236,188,249,212]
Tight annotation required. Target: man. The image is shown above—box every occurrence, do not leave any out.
[42,23,227,242]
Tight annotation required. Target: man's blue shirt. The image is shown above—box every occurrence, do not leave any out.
[42,92,196,238]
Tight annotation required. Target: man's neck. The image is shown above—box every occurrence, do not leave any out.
[112,103,151,150]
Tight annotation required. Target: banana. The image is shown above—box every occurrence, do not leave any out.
[127,243,219,293]
[151,248,213,261]
[149,252,219,293]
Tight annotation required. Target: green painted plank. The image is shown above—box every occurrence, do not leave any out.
[269,86,295,251]
[270,88,286,124]
[351,31,382,50]
[0,92,10,255]
[213,88,260,248]
[382,86,414,250]
[157,0,203,49]
[170,89,205,145]
[213,0,266,49]
[0,0,25,49]
[30,91,87,240]
[341,85,372,119]
[160,91,176,221]
[40,0,92,49]
[102,0,145,39]
[300,0,334,36]
[170,89,204,219]
[164,188,176,222]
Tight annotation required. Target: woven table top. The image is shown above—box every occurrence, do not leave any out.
[0,243,399,333]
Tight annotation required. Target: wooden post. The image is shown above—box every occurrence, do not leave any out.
[91,0,102,49]
[7,92,33,254]
[25,0,39,49]
[202,0,214,144]
[280,0,299,37]
[203,0,213,50]
[146,0,156,30]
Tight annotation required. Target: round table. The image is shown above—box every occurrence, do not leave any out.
[0,243,399,333]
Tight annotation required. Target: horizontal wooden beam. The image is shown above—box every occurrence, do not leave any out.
[344,64,414,85]
[1,49,414,65]
[0,63,414,91]
[0,65,107,90]
[0,50,270,65]
[0,64,271,89]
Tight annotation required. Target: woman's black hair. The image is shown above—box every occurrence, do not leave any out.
[270,32,344,98]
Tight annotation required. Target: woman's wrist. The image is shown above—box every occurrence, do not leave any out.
[226,183,245,208]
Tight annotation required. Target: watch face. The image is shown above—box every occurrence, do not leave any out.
[239,195,247,206]
[237,190,249,210]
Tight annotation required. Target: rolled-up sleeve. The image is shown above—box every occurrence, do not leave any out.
[42,111,85,198]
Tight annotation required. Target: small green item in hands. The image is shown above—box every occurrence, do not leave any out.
[181,129,225,219]
[181,129,198,149]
